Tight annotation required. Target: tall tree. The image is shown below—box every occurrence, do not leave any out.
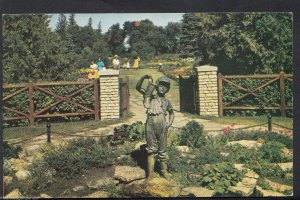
[67,13,81,54]
[180,13,292,74]
[3,14,72,83]
[165,22,182,53]
[55,13,68,40]
[105,23,125,56]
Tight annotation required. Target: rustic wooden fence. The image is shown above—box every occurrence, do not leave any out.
[218,71,293,116]
[3,80,99,125]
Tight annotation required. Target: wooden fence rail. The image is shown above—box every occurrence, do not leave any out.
[3,80,100,125]
[218,71,293,116]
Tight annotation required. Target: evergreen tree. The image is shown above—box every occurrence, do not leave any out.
[67,13,81,54]
[3,14,72,83]
[55,13,68,40]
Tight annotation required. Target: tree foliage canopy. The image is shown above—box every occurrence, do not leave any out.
[3,13,293,84]
[3,14,72,83]
[180,13,292,74]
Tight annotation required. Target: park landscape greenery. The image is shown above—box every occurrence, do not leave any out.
[3,13,293,198]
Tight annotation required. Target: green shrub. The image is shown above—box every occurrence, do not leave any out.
[3,141,22,159]
[196,162,246,194]
[258,141,292,163]
[224,144,263,163]
[19,159,56,196]
[3,159,15,176]
[112,121,145,144]
[193,145,226,165]
[222,130,293,149]
[257,178,271,190]
[245,160,284,178]
[42,140,117,179]
[167,146,197,187]
[179,120,206,148]
[128,121,145,141]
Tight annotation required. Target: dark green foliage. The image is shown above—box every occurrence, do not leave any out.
[179,120,206,148]
[197,162,246,194]
[222,130,292,149]
[3,14,74,83]
[3,141,22,159]
[181,13,292,74]
[193,145,226,165]
[38,137,135,179]
[258,141,292,163]
[111,121,145,145]
[257,178,271,190]
[167,146,197,187]
[224,144,263,163]
[19,159,56,196]
[245,161,284,178]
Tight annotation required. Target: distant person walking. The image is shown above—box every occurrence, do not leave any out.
[133,55,140,70]
[112,55,120,70]
[96,57,105,71]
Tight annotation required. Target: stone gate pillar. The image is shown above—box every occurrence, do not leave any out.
[195,65,219,116]
[99,70,120,119]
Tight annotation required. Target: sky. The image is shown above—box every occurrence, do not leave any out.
[49,13,184,33]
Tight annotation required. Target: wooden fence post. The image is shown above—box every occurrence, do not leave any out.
[279,71,286,117]
[93,79,100,120]
[28,81,35,125]
[126,76,130,116]
[218,73,223,116]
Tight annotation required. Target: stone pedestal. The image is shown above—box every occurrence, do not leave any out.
[99,70,120,119]
[195,65,218,116]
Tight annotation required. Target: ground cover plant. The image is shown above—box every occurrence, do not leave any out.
[12,137,137,197]
[221,130,293,149]
[197,162,246,194]
[4,120,293,197]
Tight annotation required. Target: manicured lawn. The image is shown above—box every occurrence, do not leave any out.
[184,113,293,130]
[3,114,132,141]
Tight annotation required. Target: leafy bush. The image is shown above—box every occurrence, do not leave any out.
[224,144,263,164]
[179,120,206,148]
[42,139,117,179]
[3,160,15,176]
[257,178,271,190]
[19,159,56,196]
[196,162,246,194]
[245,160,284,178]
[222,130,293,149]
[3,141,22,159]
[192,145,226,165]
[258,141,292,163]
[112,121,145,143]
[167,146,197,187]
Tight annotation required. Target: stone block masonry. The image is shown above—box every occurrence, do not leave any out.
[195,65,219,116]
[99,70,120,119]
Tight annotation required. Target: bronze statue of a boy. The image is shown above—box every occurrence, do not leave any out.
[136,74,175,179]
